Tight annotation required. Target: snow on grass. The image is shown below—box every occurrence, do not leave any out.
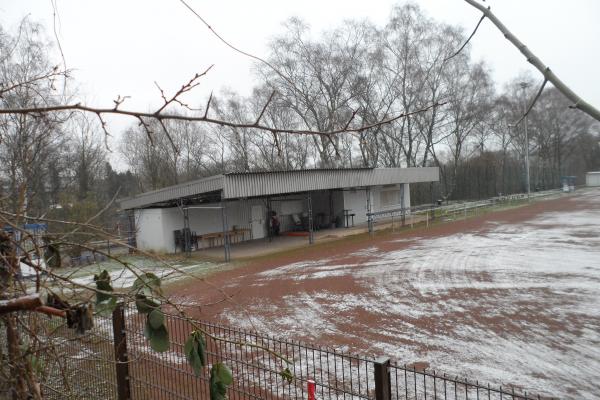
[225,189,600,399]
[59,255,222,289]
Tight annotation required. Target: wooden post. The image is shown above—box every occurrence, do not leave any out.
[112,303,131,400]
[374,357,391,400]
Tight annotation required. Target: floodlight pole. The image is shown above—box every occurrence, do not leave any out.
[520,82,531,201]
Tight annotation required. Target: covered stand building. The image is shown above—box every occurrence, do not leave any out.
[120,167,439,260]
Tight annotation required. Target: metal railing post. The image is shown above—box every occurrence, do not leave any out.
[112,303,131,400]
[374,357,391,400]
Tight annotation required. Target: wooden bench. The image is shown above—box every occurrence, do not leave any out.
[198,229,250,249]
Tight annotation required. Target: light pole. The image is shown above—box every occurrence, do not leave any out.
[519,82,531,201]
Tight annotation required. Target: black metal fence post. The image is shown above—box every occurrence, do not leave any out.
[374,356,391,400]
[112,303,131,400]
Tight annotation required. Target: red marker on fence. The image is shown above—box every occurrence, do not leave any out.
[307,379,316,400]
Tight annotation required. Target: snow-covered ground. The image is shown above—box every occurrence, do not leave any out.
[225,189,600,399]
[56,255,223,289]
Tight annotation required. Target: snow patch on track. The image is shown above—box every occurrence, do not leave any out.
[225,189,600,398]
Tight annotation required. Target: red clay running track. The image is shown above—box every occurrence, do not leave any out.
[174,190,600,399]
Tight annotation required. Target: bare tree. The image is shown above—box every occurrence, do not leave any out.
[259,18,376,167]
[0,20,69,215]
[441,59,494,198]
[67,113,107,200]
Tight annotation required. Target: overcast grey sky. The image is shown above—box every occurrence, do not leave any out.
[1,0,599,167]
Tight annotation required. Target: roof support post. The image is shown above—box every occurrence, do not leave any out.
[328,190,334,228]
[400,184,406,227]
[220,192,231,262]
[126,210,137,253]
[366,187,373,235]
[307,192,314,244]
[267,197,273,243]
[182,204,191,257]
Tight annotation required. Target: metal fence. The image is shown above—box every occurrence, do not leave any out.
[30,313,118,400]
[388,362,547,400]
[123,309,552,400]
[123,305,375,400]
[368,188,564,232]
[26,303,555,400]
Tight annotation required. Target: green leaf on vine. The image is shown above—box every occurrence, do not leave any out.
[147,323,169,352]
[210,362,233,400]
[279,367,293,384]
[132,272,162,294]
[184,331,207,376]
[94,270,116,315]
[148,309,165,330]
[135,293,160,314]
[96,296,117,316]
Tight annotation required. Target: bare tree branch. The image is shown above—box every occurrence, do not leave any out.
[0,294,43,315]
[203,91,213,118]
[154,65,213,115]
[513,75,548,126]
[112,95,130,110]
[178,0,304,95]
[0,66,67,97]
[463,0,600,122]
[444,12,486,62]
[50,0,67,96]
[0,96,445,137]
[254,90,276,125]
[343,108,360,131]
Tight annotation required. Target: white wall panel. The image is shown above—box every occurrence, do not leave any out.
[343,190,368,225]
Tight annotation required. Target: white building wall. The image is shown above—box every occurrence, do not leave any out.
[372,184,411,213]
[342,184,412,225]
[343,189,368,224]
[586,172,600,187]
[136,201,261,253]
[404,183,411,212]
[135,208,172,253]
[161,208,183,253]
[186,199,261,239]
[135,183,414,253]
[270,196,303,233]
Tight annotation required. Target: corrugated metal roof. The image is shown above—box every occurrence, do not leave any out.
[120,167,439,210]
[120,175,225,210]
[225,167,373,176]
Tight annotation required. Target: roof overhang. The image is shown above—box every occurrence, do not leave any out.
[120,167,439,210]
